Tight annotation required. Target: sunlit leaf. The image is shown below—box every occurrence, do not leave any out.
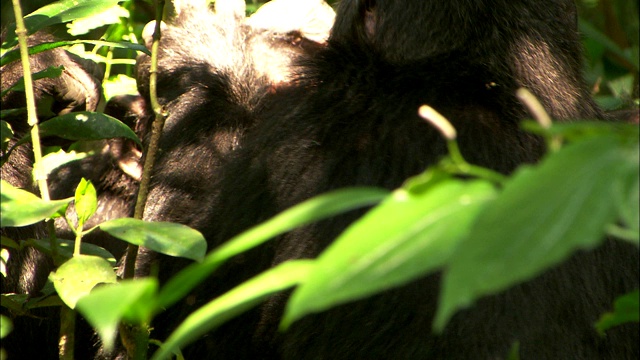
[99,219,207,262]
[33,149,88,180]
[0,180,71,227]
[435,134,638,330]
[74,178,97,228]
[156,187,388,309]
[76,278,158,351]
[49,255,117,308]
[37,112,141,146]
[152,260,313,360]
[66,5,129,36]
[283,180,496,328]
[1,0,123,52]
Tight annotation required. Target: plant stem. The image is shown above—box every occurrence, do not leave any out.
[58,305,75,360]
[123,0,166,281]
[446,140,507,184]
[10,0,50,201]
[120,1,166,358]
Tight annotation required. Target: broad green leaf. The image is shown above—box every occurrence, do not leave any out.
[0,180,71,227]
[1,0,123,52]
[156,187,388,309]
[28,238,116,265]
[34,149,88,180]
[596,290,640,335]
[435,134,637,331]
[283,180,496,328]
[37,112,141,146]
[0,121,12,152]
[0,66,63,98]
[67,5,129,35]
[76,278,158,351]
[152,260,314,360]
[75,178,97,228]
[98,219,207,262]
[49,255,117,308]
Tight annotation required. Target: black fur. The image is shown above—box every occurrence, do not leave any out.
[136,0,638,359]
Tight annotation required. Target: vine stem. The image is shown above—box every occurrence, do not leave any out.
[122,0,166,281]
[10,0,71,358]
[120,1,166,359]
[10,0,50,201]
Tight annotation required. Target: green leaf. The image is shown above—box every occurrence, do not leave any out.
[614,163,640,235]
[49,255,117,309]
[74,178,97,228]
[34,149,88,180]
[76,278,158,351]
[38,112,141,146]
[1,0,123,52]
[283,180,496,328]
[151,260,314,360]
[0,315,12,339]
[1,40,149,67]
[0,236,19,249]
[98,219,207,262]
[0,180,71,227]
[435,134,637,331]
[156,187,388,309]
[1,294,28,313]
[0,108,26,119]
[595,290,640,335]
[0,121,12,153]
[27,238,116,266]
[67,5,129,36]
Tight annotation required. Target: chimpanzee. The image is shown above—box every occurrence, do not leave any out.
[128,0,334,274]
[129,0,638,359]
[1,1,335,358]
